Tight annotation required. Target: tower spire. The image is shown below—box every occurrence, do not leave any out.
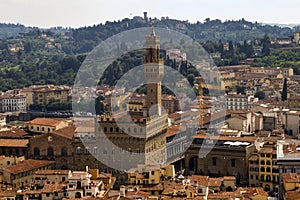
[151,21,155,36]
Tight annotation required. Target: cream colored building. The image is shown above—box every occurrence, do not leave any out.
[0,159,55,188]
[20,85,71,108]
[0,155,25,169]
[26,118,69,134]
[34,170,71,187]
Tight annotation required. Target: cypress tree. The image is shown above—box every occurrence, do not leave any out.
[281,78,288,101]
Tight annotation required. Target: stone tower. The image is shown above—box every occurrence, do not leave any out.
[144,23,164,116]
[95,25,168,171]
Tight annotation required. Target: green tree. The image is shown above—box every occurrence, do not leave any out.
[254,91,266,100]
[187,74,195,86]
[281,78,288,101]
[228,41,234,57]
[262,34,271,56]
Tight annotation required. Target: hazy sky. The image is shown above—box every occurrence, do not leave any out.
[0,0,299,28]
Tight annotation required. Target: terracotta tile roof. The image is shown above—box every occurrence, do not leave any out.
[286,190,300,200]
[249,155,258,161]
[2,159,55,174]
[0,139,28,147]
[235,187,268,198]
[166,125,186,137]
[208,177,223,187]
[0,190,16,197]
[223,176,235,181]
[162,187,175,195]
[27,118,63,127]
[0,128,28,139]
[54,125,76,139]
[34,170,70,175]
[259,147,273,154]
[190,175,209,187]
[283,173,300,183]
[41,183,67,193]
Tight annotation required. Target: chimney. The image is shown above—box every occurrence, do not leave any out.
[120,185,126,197]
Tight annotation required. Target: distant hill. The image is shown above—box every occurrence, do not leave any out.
[0,23,35,39]
[264,23,300,29]
[0,17,299,92]
[71,18,294,45]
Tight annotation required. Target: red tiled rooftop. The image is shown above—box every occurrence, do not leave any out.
[0,128,28,139]
[0,139,28,147]
[190,175,209,187]
[27,118,63,127]
[249,155,258,161]
[208,177,223,187]
[54,125,76,139]
[283,173,300,183]
[2,159,55,174]
[166,125,186,137]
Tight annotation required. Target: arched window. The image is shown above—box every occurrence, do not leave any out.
[266,161,271,165]
[260,167,265,172]
[47,147,54,157]
[110,127,113,132]
[34,147,40,157]
[266,167,271,172]
[85,147,89,155]
[76,147,82,154]
[260,160,265,165]
[61,148,68,156]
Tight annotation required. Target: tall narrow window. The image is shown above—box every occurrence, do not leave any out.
[47,147,54,156]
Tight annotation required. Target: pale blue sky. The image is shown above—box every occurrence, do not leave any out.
[0,0,299,28]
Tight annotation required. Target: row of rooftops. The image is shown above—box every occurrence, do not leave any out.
[21,84,71,92]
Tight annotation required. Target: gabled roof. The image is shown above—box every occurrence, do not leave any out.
[27,118,64,127]
[54,125,76,139]
[2,159,55,174]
